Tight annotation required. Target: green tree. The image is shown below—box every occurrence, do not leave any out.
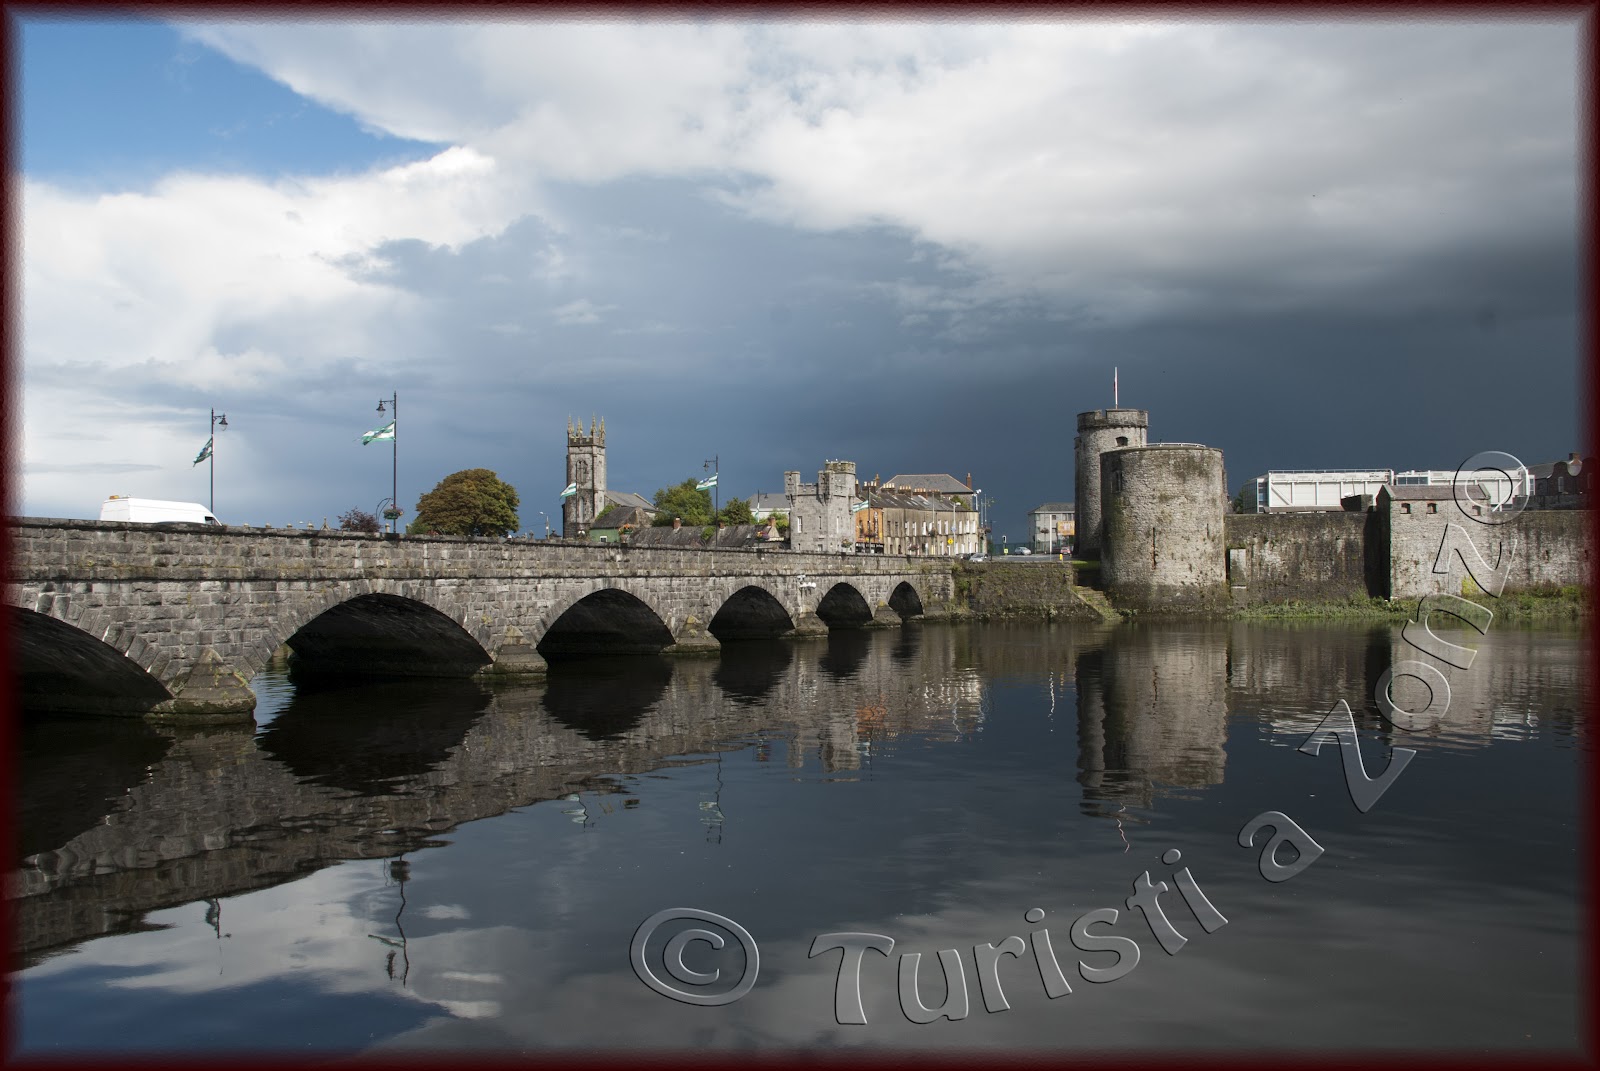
[412,468,521,537]
[651,479,712,527]
[716,498,754,526]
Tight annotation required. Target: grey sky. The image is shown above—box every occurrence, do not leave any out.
[18,17,1582,540]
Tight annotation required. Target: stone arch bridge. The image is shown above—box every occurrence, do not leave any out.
[8,519,954,722]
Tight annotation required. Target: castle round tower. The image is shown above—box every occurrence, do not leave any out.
[1074,408,1149,557]
[1100,443,1227,613]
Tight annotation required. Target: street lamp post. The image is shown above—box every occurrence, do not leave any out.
[538,511,550,539]
[208,408,228,516]
[704,456,719,522]
[376,392,397,532]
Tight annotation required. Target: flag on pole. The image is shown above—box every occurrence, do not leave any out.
[361,421,395,444]
[560,482,578,499]
[851,500,869,513]
[695,474,718,491]
[192,437,213,466]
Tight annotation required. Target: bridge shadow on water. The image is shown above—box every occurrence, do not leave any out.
[713,640,794,705]
[539,655,673,740]
[255,676,493,796]
[17,714,176,864]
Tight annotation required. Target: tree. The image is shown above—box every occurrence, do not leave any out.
[651,479,713,527]
[412,468,521,537]
[716,498,754,526]
[338,508,380,534]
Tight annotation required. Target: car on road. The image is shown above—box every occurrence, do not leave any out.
[1015,547,1032,555]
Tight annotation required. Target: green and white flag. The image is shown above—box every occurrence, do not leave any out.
[695,473,718,491]
[851,500,869,513]
[192,437,213,466]
[361,421,395,444]
[560,482,578,499]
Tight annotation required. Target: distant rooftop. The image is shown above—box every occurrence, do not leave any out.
[880,473,972,494]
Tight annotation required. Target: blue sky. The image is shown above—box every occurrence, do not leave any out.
[14,16,1584,541]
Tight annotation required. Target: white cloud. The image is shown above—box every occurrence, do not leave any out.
[174,17,1576,325]
[551,299,615,326]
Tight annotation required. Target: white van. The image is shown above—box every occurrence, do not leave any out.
[100,496,221,525]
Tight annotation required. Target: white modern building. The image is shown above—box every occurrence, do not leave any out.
[1242,468,1535,513]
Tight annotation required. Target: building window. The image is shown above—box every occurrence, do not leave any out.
[1401,503,1411,514]
[1426,502,1438,514]
[1116,436,1129,446]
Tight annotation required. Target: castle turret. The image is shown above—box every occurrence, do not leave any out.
[1100,443,1227,613]
[1075,408,1149,557]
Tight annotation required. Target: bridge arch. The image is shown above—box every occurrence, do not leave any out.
[10,607,173,715]
[816,582,873,629]
[537,586,676,660]
[260,588,494,680]
[709,584,795,641]
[888,581,926,619]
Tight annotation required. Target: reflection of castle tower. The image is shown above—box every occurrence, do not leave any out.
[564,417,606,537]
[1075,625,1228,811]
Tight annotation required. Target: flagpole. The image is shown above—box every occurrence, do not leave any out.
[704,455,719,522]
[375,391,398,532]
[208,407,228,516]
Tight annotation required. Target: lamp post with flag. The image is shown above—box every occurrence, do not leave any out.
[193,407,227,516]
[699,457,719,523]
[559,480,578,538]
[363,393,398,533]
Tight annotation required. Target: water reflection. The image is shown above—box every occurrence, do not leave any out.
[818,628,871,680]
[12,619,1587,1054]
[713,641,793,706]
[1075,623,1229,812]
[541,656,672,739]
[17,714,174,863]
[257,677,492,795]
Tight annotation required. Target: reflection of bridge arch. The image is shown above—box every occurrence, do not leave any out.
[537,587,676,659]
[816,583,873,629]
[274,591,494,679]
[11,607,174,714]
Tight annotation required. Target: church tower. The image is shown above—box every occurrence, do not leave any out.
[563,416,607,537]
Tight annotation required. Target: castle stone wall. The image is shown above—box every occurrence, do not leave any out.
[1224,512,1374,604]
[1100,444,1227,613]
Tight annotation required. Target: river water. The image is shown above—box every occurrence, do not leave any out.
[13,620,1587,1055]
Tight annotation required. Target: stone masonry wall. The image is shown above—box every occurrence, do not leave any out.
[1225,512,1373,603]
[1384,505,1591,599]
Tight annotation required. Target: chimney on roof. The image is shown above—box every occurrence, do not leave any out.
[966,472,972,489]
[672,517,681,529]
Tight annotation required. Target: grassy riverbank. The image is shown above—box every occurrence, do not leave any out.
[1230,585,1588,622]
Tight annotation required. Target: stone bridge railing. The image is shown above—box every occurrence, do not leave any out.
[7,519,955,721]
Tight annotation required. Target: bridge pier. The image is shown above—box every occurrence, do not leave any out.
[868,605,903,629]
[485,627,548,676]
[149,648,257,724]
[790,611,829,637]
[663,615,721,657]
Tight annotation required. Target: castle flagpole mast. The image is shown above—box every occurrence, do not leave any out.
[1114,366,1118,408]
